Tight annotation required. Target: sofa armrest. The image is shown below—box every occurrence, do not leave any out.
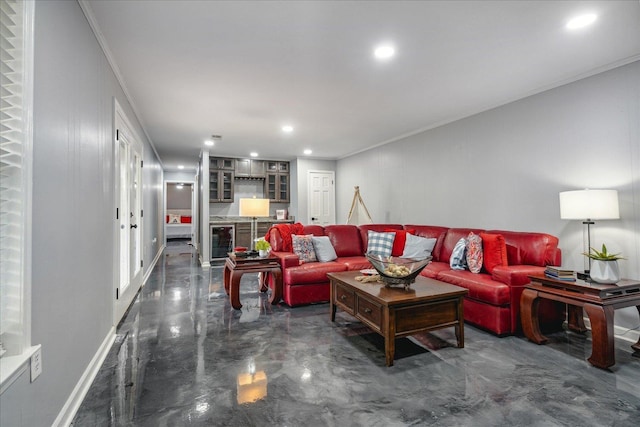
[271,251,300,269]
[491,265,546,287]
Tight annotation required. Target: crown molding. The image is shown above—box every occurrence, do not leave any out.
[77,0,163,167]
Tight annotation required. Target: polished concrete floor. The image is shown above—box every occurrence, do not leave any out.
[72,242,640,426]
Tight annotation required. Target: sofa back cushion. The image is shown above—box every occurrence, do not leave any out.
[404,225,449,262]
[324,225,363,257]
[486,230,560,267]
[440,228,485,264]
[303,225,325,236]
[268,224,324,252]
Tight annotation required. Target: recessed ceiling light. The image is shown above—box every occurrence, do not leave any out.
[374,44,395,60]
[177,165,184,169]
[250,152,258,157]
[566,13,597,30]
[303,149,312,155]
[204,140,214,146]
[282,125,294,133]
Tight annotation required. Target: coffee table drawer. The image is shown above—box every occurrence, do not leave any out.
[335,283,355,314]
[395,299,459,334]
[357,296,382,330]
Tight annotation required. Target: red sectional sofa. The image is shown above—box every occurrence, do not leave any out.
[266,223,565,336]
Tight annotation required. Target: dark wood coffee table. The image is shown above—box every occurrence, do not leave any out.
[328,271,468,366]
[522,274,640,369]
[223,253,282,309]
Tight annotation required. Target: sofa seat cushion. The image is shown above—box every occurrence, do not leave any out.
[336,256,371,271]
[420,261,451,278]
[437,270,510,306]
[284,262,347,285]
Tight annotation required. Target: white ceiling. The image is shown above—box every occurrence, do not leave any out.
[82,0,640,172]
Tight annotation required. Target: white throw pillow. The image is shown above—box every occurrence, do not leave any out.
[311,236,338,262]
[401,234,437,259]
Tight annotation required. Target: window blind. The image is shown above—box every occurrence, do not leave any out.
[0,0,31,358]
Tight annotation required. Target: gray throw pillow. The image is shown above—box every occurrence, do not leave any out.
[401,234,437,259]
[311,236,338,262]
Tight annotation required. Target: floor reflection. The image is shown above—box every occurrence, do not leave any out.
[71,243,640,427]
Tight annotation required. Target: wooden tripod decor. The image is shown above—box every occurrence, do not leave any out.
[346,186,373,225]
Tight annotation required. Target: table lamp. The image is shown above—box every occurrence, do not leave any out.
[559,189,619,278]
[239,197,270,251]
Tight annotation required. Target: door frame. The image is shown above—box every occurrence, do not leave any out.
[164,179,196,246]
[307,170,336,225]
[113,99,144,325]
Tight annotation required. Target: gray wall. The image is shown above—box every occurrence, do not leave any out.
[337,60,640,329]
[0,1,163,426]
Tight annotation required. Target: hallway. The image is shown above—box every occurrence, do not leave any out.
[71,245,640,426]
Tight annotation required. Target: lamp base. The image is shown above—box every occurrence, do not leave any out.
[576,271,590,281]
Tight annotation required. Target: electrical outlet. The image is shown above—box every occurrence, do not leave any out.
[30,347,42,382]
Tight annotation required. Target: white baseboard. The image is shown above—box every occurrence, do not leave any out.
[582,318,640,345]
[143,244,165,285]
[52,328,116,427]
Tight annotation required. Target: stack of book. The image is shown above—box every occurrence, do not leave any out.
[545,266,575,281]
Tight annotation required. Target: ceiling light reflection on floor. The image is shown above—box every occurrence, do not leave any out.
[566,13,597,30]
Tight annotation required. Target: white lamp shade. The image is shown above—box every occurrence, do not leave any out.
[239,198,270,217]
[559,189,619,220]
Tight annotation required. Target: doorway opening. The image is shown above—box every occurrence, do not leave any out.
[165,181,195,254]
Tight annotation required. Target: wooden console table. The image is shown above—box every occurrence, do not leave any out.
[329,271,468,367]
[521,274,640,369]
[223,253,282,309]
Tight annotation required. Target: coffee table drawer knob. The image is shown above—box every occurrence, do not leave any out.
[363,308,372,314]
[340,295,347,301]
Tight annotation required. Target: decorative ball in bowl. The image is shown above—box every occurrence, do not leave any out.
[365,253,432,288]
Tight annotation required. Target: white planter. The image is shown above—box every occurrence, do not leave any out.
[259,249,269,258]
[590,260,620,284]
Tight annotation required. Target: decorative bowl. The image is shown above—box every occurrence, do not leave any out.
[365,253,432,288]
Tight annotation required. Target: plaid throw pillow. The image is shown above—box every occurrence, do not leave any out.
[367,231,395,258]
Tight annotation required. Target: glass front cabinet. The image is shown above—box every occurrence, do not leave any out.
[265,161,290,203]
[209,170,234,203]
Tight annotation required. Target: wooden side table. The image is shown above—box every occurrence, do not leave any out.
[223,253,282,309]
[521,274,640,369]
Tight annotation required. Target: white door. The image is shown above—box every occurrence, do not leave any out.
[115,107,143,323]
[307,170,335,225]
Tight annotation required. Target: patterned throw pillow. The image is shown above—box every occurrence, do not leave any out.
[292,234,317,263]
[466,232,483,274]
[450,238,468,270]
[367,231,395,258]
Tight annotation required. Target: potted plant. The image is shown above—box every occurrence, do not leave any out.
[255,239,271,257]
[583,244,625,284]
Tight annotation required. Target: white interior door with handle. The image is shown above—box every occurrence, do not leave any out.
[115,103,143,324]
[307,170,335,225]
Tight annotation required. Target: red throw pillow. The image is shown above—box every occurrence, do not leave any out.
[386,228,415,257]
[480,232,508,274]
